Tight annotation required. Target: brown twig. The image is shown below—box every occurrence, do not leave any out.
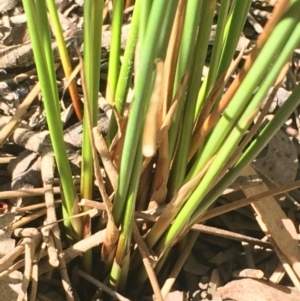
[78,269,132,301]
[192,224,270,247]
[161,231,199,299]
[38,229,107,275]
[14,200,61,213]
[0,187,61,199]
[11,208,47,230]
[197,179,300,223]
[132,221,163,301]
[93,128,119,190]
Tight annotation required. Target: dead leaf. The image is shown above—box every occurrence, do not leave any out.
[149,137,169,209]
[215,278,300,301]
[145,157,215,249]
[93,128,118,191]
[101,215,119,263]
[142,60,164,158]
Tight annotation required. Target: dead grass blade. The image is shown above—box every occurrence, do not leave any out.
[143,59,164,157]
[197,178,300,223]
[145,156,215,248]
[160,0,188,119]
[93,127,119,190]
[192,224,270,247]
[189,44,249,161]
[149,137,169,209]
[110,114,128,171]
[132,221,163,301]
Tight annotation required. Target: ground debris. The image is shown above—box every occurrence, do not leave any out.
[215,278,300,301]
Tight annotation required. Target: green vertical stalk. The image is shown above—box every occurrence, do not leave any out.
[138,0,152,47]
[112,0,175,227]
[109,141,143,289]
[155,9,300,255]
[106,0,124,102]
[46,0,82,120]
[195,0,252,118]
[81,0,104,271]
[217,0,253,78]
[22,0,81,240]
[168,0,216,197]
[192,83,300,228]
[168,0,204,159]
[188,19,300,227]
[107,0,141,144]
[200,0,230,100]
[156,0,179,59]
[187,2,300,183]
[35,0,60,117]
[81,0,104,197]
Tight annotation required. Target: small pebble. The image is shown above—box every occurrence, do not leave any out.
[232,268,264,279]
[200,290,208,299]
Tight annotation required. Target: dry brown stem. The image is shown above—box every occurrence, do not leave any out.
[78,269,131,301]
[0,187,61,199]
[18,238,34,301]
[192,224,270,247]
[198,179,300,223]
[132,221,162,301]
[29,261,38,301]
[93,128,118,190]
[161,231,199,299]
